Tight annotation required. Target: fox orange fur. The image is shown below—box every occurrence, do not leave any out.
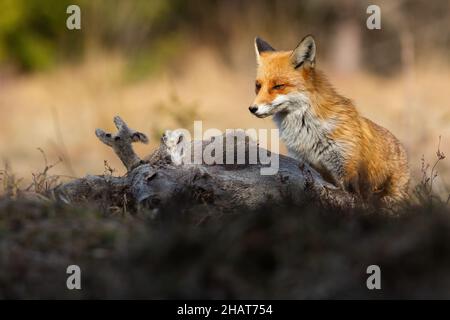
[249,35,409,206]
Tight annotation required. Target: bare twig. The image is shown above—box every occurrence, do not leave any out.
[26,148,63,193]
[429,136,445,203]
[0,161,23,197]
[103,160,116,177]
[416,136,447,208]
[95,116,149,172]
[50,106,76,176]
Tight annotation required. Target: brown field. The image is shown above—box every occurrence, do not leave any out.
[0,48,449,196]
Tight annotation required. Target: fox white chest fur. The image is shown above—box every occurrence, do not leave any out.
[272,94,343,173]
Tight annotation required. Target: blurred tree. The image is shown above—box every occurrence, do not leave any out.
[0,0,448,75]
[0,0,77,71]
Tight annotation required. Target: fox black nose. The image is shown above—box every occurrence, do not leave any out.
[249,105,258,114]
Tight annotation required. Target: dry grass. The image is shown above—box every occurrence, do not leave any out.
[413,136,449,208]
[1,183,450,299]
[0,49,448,196]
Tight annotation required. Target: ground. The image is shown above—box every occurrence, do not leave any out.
[1,192,450,299]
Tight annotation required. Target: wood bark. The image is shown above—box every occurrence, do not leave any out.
[52,117,356,212]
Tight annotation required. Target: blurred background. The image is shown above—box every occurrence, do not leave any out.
[0,0,449,195]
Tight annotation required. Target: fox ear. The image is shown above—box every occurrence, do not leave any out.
[291,35,316,69]
[254,37,275,63]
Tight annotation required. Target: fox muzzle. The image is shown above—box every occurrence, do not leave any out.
[249,105,258,114]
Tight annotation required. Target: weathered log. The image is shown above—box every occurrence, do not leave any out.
[52,117,356,212]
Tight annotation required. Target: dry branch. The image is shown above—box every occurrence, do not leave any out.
[53,117,356,212]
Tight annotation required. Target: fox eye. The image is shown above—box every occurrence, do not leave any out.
[272,84,285,90]
[255,82,261,94]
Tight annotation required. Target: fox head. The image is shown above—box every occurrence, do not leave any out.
[249,35,316,118]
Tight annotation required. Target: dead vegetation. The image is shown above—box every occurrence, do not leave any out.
[0,117,449,298]
[1,179,450,299]
[26,148,63,194]
[413,136,449,209]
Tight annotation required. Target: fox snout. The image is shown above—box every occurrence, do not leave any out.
[248,105,258,114]
[248,104,267,118]
[248,102,276,118]
[249,96,290,118]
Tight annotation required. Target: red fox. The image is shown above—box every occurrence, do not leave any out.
[249,35,409,206]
